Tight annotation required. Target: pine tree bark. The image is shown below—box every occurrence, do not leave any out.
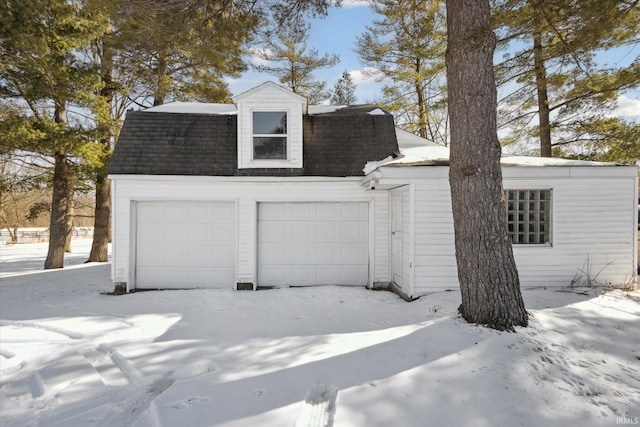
[533,28,552,157]
[445,0,528,331]
[45,101,70,269]
[64,194,74,253]
[88,40,113,263]
[88,171,110,262]
[153,49,169,106]
[44,151,69,269]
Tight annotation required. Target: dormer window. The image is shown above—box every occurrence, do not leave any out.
[233,82,306,169]
[253,111,287,160]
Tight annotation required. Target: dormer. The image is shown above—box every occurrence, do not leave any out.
[233,82,307,169]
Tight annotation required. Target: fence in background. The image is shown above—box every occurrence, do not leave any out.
[0,228,94,244]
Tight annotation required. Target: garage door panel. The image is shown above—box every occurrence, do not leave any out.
[341,244,368,263]
[260,266,284,283]
[314,223,335,242]
[290,246,311,263]
[136,201,235,289]
[339,266,359,282]
[188,224,211,242]
[212,204,234,220]
[291,203,313,218]
[261,222,285,242]
[290,222,312,241]
[163,205,185,222]
[188,205,210,221]
[258,202,369,287]
[137,223,164,244]
[339,223,366,241]
[340,203,365,219]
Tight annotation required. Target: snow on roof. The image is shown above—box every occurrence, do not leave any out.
[307,105,348,115]
[499,156,615,167]
[144,102,237,115]
[364,145,620,174]
[142,102,385,117]
[395,128,441,149]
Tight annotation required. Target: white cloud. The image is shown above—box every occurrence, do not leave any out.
[613,94,640,120]
[341,0,372,8]
[349,67,383,86]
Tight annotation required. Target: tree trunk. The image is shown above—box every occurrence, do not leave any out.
[533,28,552,157]
[64,194,74,253]
[88,172,110,262]
[44,151,69,269]
[10,226,18,243]
[154,50,168,106]
[415,58,428,139]
[445,0,528,331]
[88,38,113,263]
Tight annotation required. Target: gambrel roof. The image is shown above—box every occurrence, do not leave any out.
[108,104,399,177]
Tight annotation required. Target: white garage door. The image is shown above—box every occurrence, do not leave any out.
[135,201,235,288]
[258,202,369,286]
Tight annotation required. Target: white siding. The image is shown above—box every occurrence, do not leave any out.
[109,177,389,290]
[378,165,637,296]
[413,175,458,294]
[505,172,637,289]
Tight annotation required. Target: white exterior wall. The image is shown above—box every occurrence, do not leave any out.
[110,176,390,291]
[377,165,637,296]
[504,167,637,289]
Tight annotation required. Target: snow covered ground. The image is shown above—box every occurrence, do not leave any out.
[1,240,639,427]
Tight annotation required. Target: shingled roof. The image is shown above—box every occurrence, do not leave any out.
[107,105,399,177]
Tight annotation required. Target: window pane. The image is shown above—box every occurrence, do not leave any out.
[254,137,286,159]
[504,189,551,245]
[253,112,287,134]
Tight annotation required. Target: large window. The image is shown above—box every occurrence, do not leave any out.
[506,189,551,245]
[253,111,287,160]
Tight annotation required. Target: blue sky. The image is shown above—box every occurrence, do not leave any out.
[228,2,381,102]
[227,2,639,121]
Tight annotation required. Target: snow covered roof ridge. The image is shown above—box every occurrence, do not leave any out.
[142,102,390,117]
[143,102,237,115]
[364,145,623,175]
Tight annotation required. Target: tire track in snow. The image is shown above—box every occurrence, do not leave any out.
[96,343,143,383]
[1,315,216,426]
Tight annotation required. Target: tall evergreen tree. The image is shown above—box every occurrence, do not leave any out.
[330,71,357,105]
[446,0,528,331]
[356,0,448,145]
[0,0,109,269]
[493,0,640,158]
[118,0,256,106]
[254,29,339,103]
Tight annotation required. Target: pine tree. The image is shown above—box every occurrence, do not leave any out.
[493,0,640,158]
[116,0,255,106]
[330,71,357,105]
[446,0,528,331]
[356,0,448,144]
[1,0,110,269]
[254,29,339,103]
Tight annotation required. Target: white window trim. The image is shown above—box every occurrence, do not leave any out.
[251,109,289,162]
[241,107,303,168]
[505,188,553,246]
